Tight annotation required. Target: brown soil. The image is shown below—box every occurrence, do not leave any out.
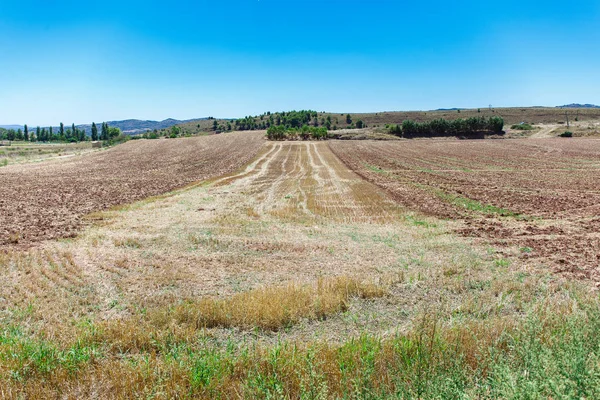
[330,138,600,281]
[0,132,265,247]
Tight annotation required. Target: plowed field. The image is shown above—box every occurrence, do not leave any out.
[330,138,600,281]
[0,132,265,246]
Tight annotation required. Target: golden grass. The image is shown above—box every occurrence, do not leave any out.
[172,276,388,331]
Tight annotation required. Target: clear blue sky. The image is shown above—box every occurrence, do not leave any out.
[1,0,599,125]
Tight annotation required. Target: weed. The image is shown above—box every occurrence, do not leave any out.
[113,237,142,249]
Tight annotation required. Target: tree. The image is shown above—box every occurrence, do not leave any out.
[108,126,121,139]
[91,123,98,141]
[356,120,364,129]
[59,123,65,139]
[101,122,109,141]
[212,120,218,131]
[346,114,352,124]
[23,125,29,141]
[78,126,86,142]
[49,126,54,141]
[36,126,41,142]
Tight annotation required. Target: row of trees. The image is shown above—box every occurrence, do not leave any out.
[388,116,504,137]
[0,123,86,142]
[266,125,328,141]
[0,122,122,143]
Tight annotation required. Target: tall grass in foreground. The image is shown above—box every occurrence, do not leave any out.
[2,287,600,398]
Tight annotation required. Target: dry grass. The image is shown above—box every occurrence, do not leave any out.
[171,276,389,331]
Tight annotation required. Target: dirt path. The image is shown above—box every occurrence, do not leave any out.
[529,124,560,138]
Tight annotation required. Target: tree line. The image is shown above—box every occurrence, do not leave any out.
[266,125,328,141]
[0,122,122,143]
[224,111,358,133]
[388,116,504,137]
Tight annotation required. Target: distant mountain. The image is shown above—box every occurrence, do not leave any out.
[0,125,23,130]
[557,104,600,109]
[78,118,207,135]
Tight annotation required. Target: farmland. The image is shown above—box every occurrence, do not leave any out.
[0,141,98,166]
[0,132,264,246]
[1,134,600,397]
[330,138,600,281]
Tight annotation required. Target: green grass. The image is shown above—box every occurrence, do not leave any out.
[436,191,519,217]
[365,163,387,174]
[3,289,600,398]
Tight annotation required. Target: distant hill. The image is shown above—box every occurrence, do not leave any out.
[557,104,600,109]
[0,125,23,130]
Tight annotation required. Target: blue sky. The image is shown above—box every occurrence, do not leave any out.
[1,0,599,125]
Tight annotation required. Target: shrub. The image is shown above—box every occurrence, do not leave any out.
[389,124,402,136]
[560,131,573,138]
[511,123,534,130]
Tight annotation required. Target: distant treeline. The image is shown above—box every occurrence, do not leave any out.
[266,125,328,141]
[388,117,504,137]
[0,122,124,143]
[234,110,360,132]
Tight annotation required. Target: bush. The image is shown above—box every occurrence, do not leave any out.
[389,124,402,136]
[560,131,573,138]
[511,123,534,130]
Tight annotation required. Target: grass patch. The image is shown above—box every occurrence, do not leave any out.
[171,276,388,331]
[436,190,519,217]
[113,237,142,249]
[3,288,600,398]
[365,163,387,174]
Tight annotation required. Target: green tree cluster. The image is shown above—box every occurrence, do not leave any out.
[266,125,327,141]
[234,110,319,131]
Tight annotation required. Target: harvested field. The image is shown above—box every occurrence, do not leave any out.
[0,132,265,247]
[330,138,600,281]
[1,138,594,398]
